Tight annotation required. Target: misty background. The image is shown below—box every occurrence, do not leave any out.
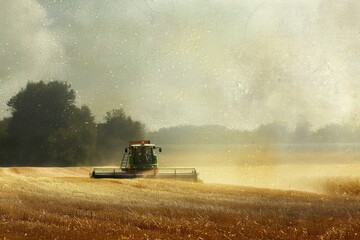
[2,0,360,193]
[1,0,360,132]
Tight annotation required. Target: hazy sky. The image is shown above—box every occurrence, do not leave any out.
[1,0,360,130]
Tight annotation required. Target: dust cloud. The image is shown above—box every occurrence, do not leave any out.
[159,143,360,194]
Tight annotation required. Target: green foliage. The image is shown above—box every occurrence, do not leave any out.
[0,80,146,166]
[4,81,96,166]
[0,118,10,163]
[46,106,97,166]
[97,108,144,163]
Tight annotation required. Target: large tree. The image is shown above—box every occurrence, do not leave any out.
[97,108,144,163]
[0,118,10,164]
[292,120,312,143]
[6,81,96,166]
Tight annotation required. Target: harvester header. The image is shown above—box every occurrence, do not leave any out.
[90,140,199,181]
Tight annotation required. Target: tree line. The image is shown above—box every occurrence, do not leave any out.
[0,81,144,166]
[1,80,359,166]
[148,122,360,145]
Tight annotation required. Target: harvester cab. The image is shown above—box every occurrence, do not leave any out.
[121,140,161,171]
[90,140,199,181]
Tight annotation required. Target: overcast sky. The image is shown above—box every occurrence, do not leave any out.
[1,0,359,130]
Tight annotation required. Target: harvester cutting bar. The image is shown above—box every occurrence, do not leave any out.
[155,168,198,181]
[90,167,199,182]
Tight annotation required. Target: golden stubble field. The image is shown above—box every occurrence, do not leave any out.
[0,167,360,240]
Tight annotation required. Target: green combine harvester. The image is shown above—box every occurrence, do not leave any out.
[90,140,199,181]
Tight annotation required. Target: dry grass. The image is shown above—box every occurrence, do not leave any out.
[321,177,360,197]
[0,167,360,240]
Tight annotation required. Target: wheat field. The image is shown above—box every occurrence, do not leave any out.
[0,167,359,240]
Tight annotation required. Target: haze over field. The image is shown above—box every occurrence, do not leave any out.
[1,0,360,130]
[157,143,360,192]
